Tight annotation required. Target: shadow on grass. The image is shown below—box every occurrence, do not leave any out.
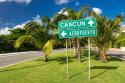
[48,56,75,64]
[91,66,118,69]
[70,69,88,79]
[90,66,118,79]
[82,50,99,60]
[81,58,88,62]
[70,66,118,79]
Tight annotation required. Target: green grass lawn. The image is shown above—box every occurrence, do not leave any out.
[0,49,125,83]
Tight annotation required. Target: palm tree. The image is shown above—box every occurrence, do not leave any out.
[14,19,55,62]
[41,16,56,62]
[53,5,89,63]
[63,5,89,63]
[89,11,123,62]
[0,35,9,53]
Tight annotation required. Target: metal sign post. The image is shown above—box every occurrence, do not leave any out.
[88,38,91,80]
[58,18,97,79]
[66,39,69,78]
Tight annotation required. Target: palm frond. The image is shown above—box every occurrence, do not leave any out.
[76,5,89,19]
[24,21,41,35]
[14,35,42,49]
[43,39,55,56]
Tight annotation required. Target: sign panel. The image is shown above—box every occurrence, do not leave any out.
[58,18,96,29]
[58,18,97,79]
[59,28,97,38]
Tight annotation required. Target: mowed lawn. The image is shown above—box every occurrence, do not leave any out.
[0,49,125,83]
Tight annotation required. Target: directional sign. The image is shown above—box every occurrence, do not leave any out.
[58,18,96,29]
[59,28,97,38]
[58,18,97,79]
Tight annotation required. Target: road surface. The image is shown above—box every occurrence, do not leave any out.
[0,48,125,68]
[0,49,65,68]
[107,48,125,60]
[91,47,125,60]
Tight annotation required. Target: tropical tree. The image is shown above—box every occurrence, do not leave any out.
[89,11,123,62]
[0,28,28,53]
[14,20,55,62]
[9,28,26,38]
[53,5,89,63]
[41,16,56,62]
[0,35,9,53]
[43,39,55,61]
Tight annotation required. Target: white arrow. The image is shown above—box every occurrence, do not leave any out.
[88,20,94,26]
[61,31,67,37]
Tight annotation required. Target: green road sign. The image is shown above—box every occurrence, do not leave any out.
[58,18,96,29]
[58,28,97,38]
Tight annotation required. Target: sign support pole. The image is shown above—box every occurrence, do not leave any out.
[66,39,69,78]
[58,18,97,79]
[88,38,91,80]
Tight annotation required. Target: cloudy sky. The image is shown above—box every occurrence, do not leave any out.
[0,0,125,29]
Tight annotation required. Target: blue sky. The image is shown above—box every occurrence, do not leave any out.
[0,0,125,29]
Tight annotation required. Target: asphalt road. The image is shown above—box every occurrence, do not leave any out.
[0,49,65,68]
[91,48,125,60]
[107,49,125,60]
[0,48,125,68]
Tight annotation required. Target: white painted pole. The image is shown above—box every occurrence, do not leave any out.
[66,39,69,78]
[88,38,91,80]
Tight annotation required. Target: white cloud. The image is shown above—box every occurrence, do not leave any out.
[0,0,32,4]
[0,14,42,35]
[13,21,29,29]
[0,21,29,35]
[13,24,25,29]
[55,0,69,5]
[0,14,43,35]
[92,7,103,15]
[33,14,42,25]
[63,11,69,16]
[58,8,69,16]
[0,27,10,35]
[58,8,65,14]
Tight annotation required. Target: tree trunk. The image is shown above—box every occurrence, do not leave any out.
[100,51,108,63]
[44,54,48,62]
[72,39,77,56]
[72,42,76,56]
[77,38,81,63]
[69,39,72,48]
